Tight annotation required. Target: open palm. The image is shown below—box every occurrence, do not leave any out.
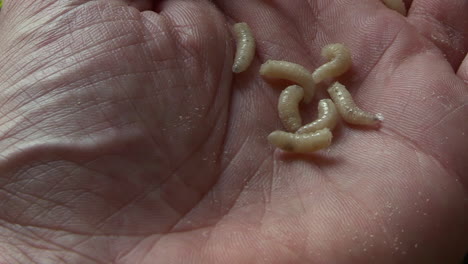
[0,0,466,263]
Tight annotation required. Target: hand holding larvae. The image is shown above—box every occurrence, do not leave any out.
[262,43,383,153]
[229,23,383,154]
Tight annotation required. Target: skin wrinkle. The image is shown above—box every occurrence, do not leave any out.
[207,156,272,247]
[201,57,230,130]
[0,64,193,141]
[2,2,66,53]
[427,102,467,132]
[68,230,112,251]
[0,141,162,227]
[1,30,148,115]
[218,136,252,183]
[398,90,413,122]
[0,4,232,248]
[69,185,155,231]
[3,95,115,138]
[280,3,319,66]
[113,74,165,169]
[34,190,98,226]
[166,136,260,235]
[379,125,465,183]
[2,7,150,84]
[204,152,273,235]
[270,150,397,260]
[0,223,103,264]
[56,231,133,264]
[314,176,396,263]
[256,233,309,263]
[2,214,147,239]
[142,161,248,263]
[7,112,133,145]
[3,180,69,211]
[2,117,58,148]
[0,188,52,223]
[1,114,50,147]
[165,18,207,62]
[13,245,37,264]
[361,21,406,82]
[0,114,39,144]
[4,167,61,193]
[241,180,322,263]
[16,4,160,264]
[267,6,318,68]
[0,3,106,81]
[61,192,125,232]
[94,108,228,234]
[113,237,148,264]
[162,11,226,113]
[385,52,467,175]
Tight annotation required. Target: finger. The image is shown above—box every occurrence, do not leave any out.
[116,0,155,11]
[457,54,468,83]
[406,0,468,70]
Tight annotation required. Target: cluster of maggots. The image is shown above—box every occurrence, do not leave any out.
[232,22,384,154]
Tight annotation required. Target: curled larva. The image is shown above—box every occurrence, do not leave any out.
[278,85,304,132]
[260,60,316,103]
[232,22,256,73]
[381,0,407,16]
[296,99,338,134]
[312,43,352,84]
[268,128,332,153]
[327,82,383,126]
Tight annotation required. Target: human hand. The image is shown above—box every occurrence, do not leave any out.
[0,0,466,263]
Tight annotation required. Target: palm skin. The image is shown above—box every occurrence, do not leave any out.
[0,0,466,263]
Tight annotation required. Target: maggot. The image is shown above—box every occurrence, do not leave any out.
[296,99,338,134]
[267,128,332,153]
[232,22,256,73]
[327,82,383,126]
[260,60,316,103]
[278,85,304,132]
[312,43,352,84]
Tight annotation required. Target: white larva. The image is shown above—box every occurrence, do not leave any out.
[232,22,256,73]
[268,128,332,153]
[296,99,338,134]
[312,43,352,84]
[260,60,316,103]
[278,85,304,132]
[381,0,407,16]
[327,82,384,126]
